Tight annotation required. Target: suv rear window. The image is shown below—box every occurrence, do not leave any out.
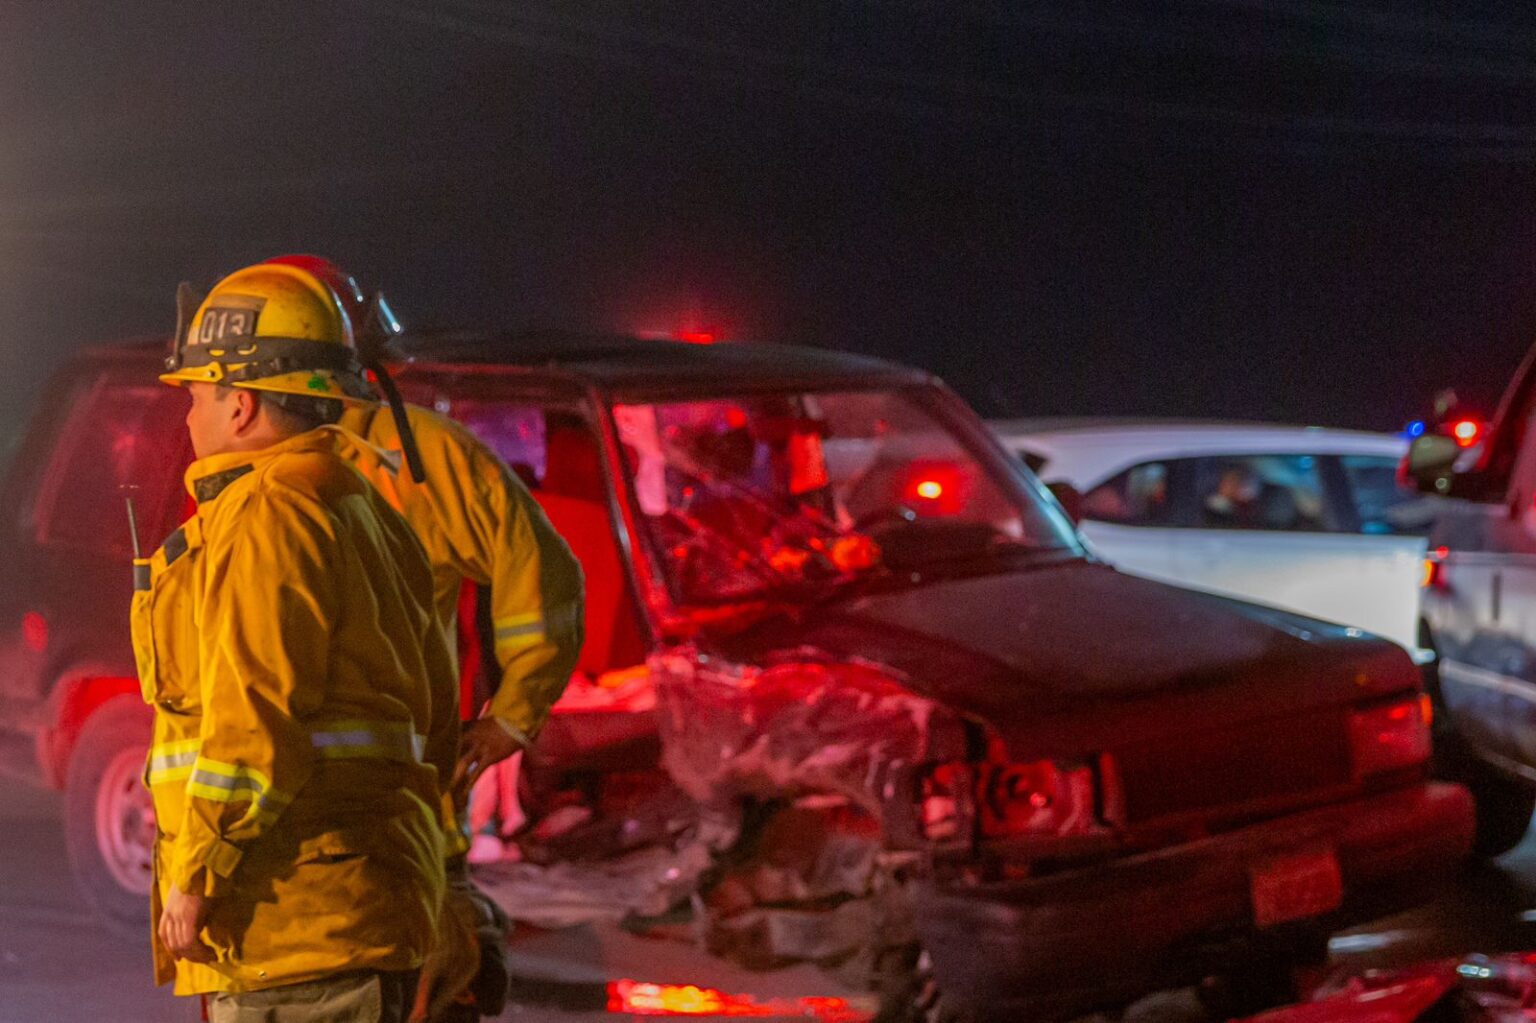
[32,374,190,555]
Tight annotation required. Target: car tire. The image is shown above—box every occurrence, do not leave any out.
[63,695,155,935]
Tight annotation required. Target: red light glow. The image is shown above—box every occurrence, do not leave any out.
[1452,419,1482,447]
[606,980,871,1020]
[21,611,48,653]
[902,462,970,515]
[674,331,717,345]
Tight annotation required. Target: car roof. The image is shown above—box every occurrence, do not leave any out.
[79,332,925,392]
[988,416,1409,486]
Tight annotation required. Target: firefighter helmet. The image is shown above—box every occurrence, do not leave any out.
[260,254,403,358]
[160,262,376,402]
[256,255,426,482]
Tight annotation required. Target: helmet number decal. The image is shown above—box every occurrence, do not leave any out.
[198,302,262,344]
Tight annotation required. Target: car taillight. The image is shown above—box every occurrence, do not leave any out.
[919,758,1100,841]
[1349,696,1433,779]
[1422,547,1449,590]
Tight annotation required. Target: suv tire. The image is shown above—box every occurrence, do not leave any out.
[64,696,155,934]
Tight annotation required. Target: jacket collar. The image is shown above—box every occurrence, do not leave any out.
[185,426,352,505]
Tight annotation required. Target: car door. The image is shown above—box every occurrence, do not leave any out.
[1170,454,1392,636]
[1075,458,1192,585]
[1327,454,1433,653]
[1449,408,1536,769]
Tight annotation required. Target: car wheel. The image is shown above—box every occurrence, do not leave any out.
[64,695,155,934]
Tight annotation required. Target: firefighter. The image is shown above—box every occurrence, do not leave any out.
[258,256,585,1020]
[261,255,585,788]
[138,261,459,1022]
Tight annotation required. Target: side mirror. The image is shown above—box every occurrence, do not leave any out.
[1045,480,1083,525]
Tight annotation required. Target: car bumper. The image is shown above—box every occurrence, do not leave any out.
[914,781,1473,1020]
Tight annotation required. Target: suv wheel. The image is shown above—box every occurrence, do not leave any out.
[64,696,155,934]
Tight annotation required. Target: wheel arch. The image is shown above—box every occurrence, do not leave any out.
[39,669,142,789]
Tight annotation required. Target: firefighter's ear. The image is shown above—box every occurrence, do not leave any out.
[228,387,262,432]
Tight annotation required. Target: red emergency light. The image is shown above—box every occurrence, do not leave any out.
[1451,418,1483,447]
[903,463,968,516]
[606,980,870,1020]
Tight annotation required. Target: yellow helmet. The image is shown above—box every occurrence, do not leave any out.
[161,262,376,402]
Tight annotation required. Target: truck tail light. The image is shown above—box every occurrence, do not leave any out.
[1349,696,1432,779]
[918,758,1101,842]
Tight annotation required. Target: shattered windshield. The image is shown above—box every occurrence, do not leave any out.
[613,387,1078,605]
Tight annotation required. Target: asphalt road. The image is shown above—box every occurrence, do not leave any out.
[6,770,1536,1023]
[0,775,866,1023]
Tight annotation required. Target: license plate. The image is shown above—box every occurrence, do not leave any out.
[1249,846,1343,928]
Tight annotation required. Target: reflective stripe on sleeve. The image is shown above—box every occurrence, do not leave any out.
[493,611,546,653]
[146,738,201,786]
[186,756,292,825]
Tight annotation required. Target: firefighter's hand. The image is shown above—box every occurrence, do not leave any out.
[160,883,216,964]
[453,718,526,796]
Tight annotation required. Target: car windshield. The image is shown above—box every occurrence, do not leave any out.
[613,387,1078,605]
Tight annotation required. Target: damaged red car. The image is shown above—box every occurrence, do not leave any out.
[0,333,1473,1021]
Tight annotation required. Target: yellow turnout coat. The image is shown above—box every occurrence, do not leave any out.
[132,427,457,994]
[338,402,584,745]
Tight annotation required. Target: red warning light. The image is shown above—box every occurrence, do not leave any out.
[674,331,718,345]
[1452,419,1482,447]
[606,979,870,1019]
[21,611,47,653]
[903,463,968,515]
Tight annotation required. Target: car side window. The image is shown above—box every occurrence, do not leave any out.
[1337,455,1435,536]
[1193,455,1339,533]
[1081,461,1178,526]
[33,373,191,555]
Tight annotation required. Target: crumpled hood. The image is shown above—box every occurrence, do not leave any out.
[723,560,1416,757]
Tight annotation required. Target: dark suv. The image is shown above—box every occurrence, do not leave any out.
[0,333,1470,1020]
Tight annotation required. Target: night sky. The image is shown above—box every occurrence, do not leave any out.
[4,1,1536,438]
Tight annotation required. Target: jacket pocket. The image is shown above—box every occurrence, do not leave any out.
[132,520,203,710]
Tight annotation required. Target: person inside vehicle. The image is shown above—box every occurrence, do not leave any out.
[1202,462,1262,528]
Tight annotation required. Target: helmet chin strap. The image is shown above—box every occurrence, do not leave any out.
[359,293,426,484]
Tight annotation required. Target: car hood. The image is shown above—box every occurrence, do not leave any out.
[721,560,1415,757]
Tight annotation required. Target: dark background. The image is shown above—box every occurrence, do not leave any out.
[4,1,1535,437]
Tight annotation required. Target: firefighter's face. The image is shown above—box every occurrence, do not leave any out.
[185,383,253,460]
